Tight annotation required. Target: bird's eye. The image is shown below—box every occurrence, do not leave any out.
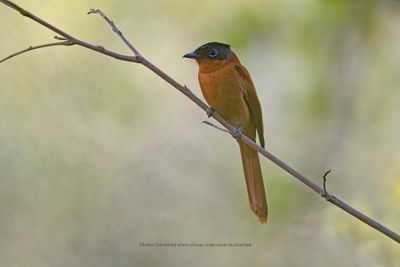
[208,48,218,58]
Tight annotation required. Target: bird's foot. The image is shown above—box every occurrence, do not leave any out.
[206,107,215,118]
[232,126,243,140]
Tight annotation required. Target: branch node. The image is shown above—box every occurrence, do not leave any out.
[5,1,30,17]
[183,85,192,94]
[97,45,105,52]
[136,55,143,63]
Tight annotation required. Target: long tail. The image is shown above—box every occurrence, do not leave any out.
[239,142,268,224]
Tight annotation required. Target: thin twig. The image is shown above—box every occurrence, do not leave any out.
[321,169,332,200]
[202,121,230,134]
[1,0,399,244]
[0,40,73,63]
[87,8,142,57]
[54,36,67,40]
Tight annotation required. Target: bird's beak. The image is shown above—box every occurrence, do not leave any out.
[183,51,201,59]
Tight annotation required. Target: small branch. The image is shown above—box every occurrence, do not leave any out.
[202,121,230,134]
[321,169,332,200]
[1,1,399,244]
[0,0,139,63]
[54,36,67,41]
[87,8,142,57]
[0,40,73,64]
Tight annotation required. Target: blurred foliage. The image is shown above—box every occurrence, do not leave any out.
[1,0,400,266]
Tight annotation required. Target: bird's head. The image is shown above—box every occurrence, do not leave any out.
[183,42,237,72]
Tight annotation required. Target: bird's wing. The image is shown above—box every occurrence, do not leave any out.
[235,65,265,148]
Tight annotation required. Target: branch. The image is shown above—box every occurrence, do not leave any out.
[0,0,139,63]
[1,0,399,244]
[202,120,230,134]
[87,9,141,57]
[322,169,332,200]
[0,40,73,63]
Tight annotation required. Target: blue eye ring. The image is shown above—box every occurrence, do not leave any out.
[208,48,218,58]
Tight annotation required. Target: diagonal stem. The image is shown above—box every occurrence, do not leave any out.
[0,40,73,63]
[88,8,142,57]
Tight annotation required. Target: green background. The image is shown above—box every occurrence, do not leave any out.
[1,0,399,266]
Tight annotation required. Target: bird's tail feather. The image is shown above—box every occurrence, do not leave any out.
[239,142,268,223]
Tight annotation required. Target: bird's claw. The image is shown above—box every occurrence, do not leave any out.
[232,126,243,140]
[206,107,215,118]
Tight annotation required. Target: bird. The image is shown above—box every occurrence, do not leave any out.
[183,42,268,223]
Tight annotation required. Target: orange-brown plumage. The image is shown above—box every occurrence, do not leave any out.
[184,42,268,223]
